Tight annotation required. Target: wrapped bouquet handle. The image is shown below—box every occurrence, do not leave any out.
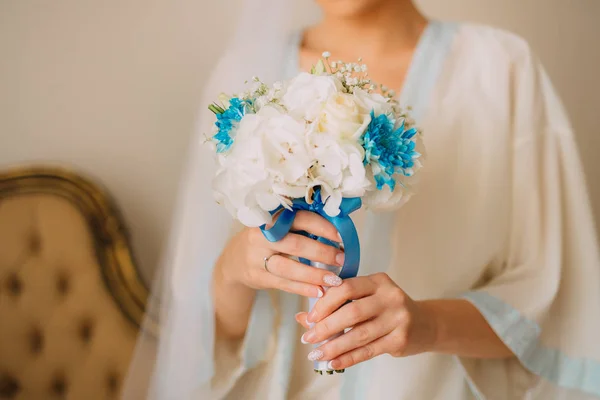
[260,189,361,374]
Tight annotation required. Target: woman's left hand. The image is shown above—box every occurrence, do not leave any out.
[295,272,439,370]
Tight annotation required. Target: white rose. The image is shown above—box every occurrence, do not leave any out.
[353,88,393,116]
[315,92,371,140]
[282,72,343,121]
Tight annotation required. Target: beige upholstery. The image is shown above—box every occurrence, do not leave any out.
[0,168,150,400]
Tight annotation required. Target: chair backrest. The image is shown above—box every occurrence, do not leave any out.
[0,167,149,400]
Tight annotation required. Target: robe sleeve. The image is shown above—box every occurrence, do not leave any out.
[136,47,284,399]
[202,220,280,397]
[207,289,279,397]
[458,43,600,399]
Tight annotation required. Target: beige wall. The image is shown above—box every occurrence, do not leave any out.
[1,1,598,279]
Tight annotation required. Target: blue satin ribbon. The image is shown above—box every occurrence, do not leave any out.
[260,191,361,280]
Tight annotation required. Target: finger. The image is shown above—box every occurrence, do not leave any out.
[312,315,394,361]
[291,211,340,243]
[327,335,393,370]
[295,312,311,329]
[273,233,344,267]
[259,270,324,298]
[265,254,343,287]
[303,296,381,344]
[307,277,376,323]
[266,254,342,287]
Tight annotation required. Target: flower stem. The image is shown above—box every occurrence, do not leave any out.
[208,103,225,114]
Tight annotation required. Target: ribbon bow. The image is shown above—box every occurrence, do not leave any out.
[260,190,361,280]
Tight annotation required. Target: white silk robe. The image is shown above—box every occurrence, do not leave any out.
[197,21,600,400]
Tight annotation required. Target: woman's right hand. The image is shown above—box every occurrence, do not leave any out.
[217,211,345,298]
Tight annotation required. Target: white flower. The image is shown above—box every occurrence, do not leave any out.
[254,106,312,183]
[314,92,371,140]
[307,130,370,206]
[282,72,343,121]
[341,150,370,197]
[316,180,343,217]
[212,105,313,226]
[209,59,423,227]
[362,175,416,212]
[254,96,269,110]
[353,88,393,116]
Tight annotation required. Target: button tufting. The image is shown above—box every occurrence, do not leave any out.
[4,273,22,297]
[28,231,42,254]
[29,326,44,355]
[79,318,94,344]
[56,272,70,296]
[0,373,21,398]
[50,374,67,397]
[106,372,120,394]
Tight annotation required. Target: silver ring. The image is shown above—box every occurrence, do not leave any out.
[263,254,277,273]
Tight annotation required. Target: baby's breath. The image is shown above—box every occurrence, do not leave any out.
[315,51,392,96]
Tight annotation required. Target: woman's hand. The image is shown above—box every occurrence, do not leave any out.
[295,273,439,370]
[217,211,346,299]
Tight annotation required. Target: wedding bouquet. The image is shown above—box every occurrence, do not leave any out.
[207,53,423,373]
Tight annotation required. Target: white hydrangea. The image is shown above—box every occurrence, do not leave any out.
[212,105,312,226]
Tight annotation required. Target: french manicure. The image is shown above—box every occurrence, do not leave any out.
[327,361,336,370]
[308,349,324,361]
[303,330,316,343]
[316,287,324,298]
[337,232,342,242]
[335,252,345,266]
[323,274,342,287]
[301,333,309,344]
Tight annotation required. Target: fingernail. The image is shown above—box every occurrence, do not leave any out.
[327,361,336,370]
[335,252,345,266]
[303,330,316,343]
[308,349,324,361]
[307,309,317,323]
[301,333,309,344]
[323,274,342,287]
[316,287,324,298]
[295,312,304,321]
[336,232,342,242]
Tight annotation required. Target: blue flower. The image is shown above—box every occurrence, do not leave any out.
[213,97,249,153]
[360,110,420,191]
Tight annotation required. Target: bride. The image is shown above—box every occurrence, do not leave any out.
[124,0,600,399]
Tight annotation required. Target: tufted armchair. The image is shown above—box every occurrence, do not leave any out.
[0,167,151,400]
